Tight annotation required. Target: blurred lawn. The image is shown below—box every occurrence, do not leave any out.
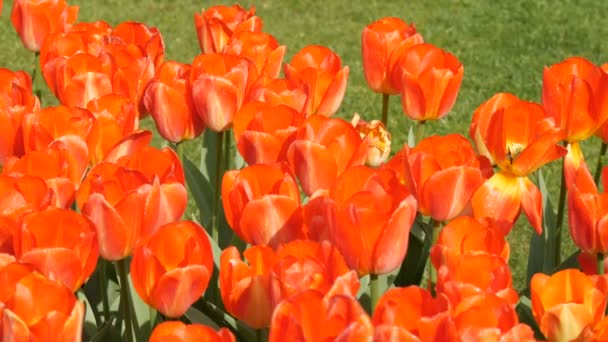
[2,0,608,289]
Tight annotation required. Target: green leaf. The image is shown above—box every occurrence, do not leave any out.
[526,170,558,286]
[184,156,213,229]
[408,125,416,147]
[515,296,545,340]
[77,289,100,337]
[192,298,256,341]
[185,307,219,329]
[394,215,431,287]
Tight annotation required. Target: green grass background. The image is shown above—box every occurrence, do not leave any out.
[2,0,608,290]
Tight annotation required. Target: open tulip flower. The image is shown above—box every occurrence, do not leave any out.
[287,115,368,197]
[391,43,463,122]
[233,101,305,166]
[149,321,235,342]
[131,221,213,318]
[362,17,423,94]
[284,45,349,116]
[0,68,40,167]
[12,208,98,291]
[0,263,84,341]
[190,53,257,132]
[531,269,608,342]
[351,113,392,167]
[222,163,304,247]
[10,0,79,52]
[224,30,286,79]
[144,61,204,144]
[470,94,567,234]
[328,165,417,275]
[400,134,491,222]
[194,4,262,54]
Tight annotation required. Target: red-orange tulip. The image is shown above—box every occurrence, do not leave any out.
[0,68,40,166]
[402,134,490,221]
[225,30,286,79]
[0,265,84,341]
[542,57,608,143]
[220,245,277,329]
[392,43,463,121]
[471,94,567,234]
[54,52,114,108]
[362,17,423,94]
[144,61,204,143]
[248,77,308,113]
[222,163,303,247]
[287,115,368,196]
[269,290,372,342]
[194,4,262,54]
[531,269,607,342]
[0,175,51,221]
[284,45,349,116]
[131,221,213,318]
[149,321,235,342]
[13,208,98,291]
[328,166,417,275]
[351,113,392,167]
[233,101,305,165]
[10,0,78,52]
[190,53,257,132]
[112,21,165,70]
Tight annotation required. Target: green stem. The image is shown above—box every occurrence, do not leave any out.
[555,157,567,266]
[599,253,605,276]
[428,219,441,288]
[176,141,185,163]
[369,273,381,314]
[415,121,426,145]
[224,129,232,172]
[211,131,225,242]
[31,52,42,100]
[198,298,254,341]
[594,142,607,185]
[99,260,110,323]
[381,94,390,129]
[116,259,134,342]
[256,329,268,342]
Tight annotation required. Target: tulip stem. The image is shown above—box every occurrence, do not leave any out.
[99,259,110,322]
[256,329,268,342]
[211,131,225,243]
[599,253,605,275]
[594,142,607,185]
[31,52,42,100]
[176,141,185,163]
[416,121,426,145]
[369,273,381,313]
[555,156,567,266]
[116,259,135,342]
[381,94,390,129]
[427,219,441,291]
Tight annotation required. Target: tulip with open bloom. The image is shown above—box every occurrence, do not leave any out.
[131,221,213,318]
[470,94,567,234]
[194,4,262,54]
[351,113,392,167]
[531,269,608,342]
[361,17,423,94]
[149,321,235,342]
[284,45,349,116]
[10,0,79,52]
[328,165,417,275]
[391,43,463,122]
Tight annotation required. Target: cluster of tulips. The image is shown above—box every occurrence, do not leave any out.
[3,0,608,341]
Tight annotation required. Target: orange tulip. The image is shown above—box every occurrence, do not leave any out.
[248,77,308,113]
[0,68,40,166]
[596,64,608,142]
[13,208,98,291]
[284,45,349,116]
[0,175,51,221]
[269,290,372,342]
[391,43,463,121]
[362,17,423,94]
[351,113,392,167]
[301,190,333,242]
[328,165,417,275]
[220,245,277,329]
[531,269,607,342]
[190,53,257,132]
[131,221,213,318]
[222,163,303,247]
[10,0,78,52]
[471,94,567,234]
[112,21,164,70]
[0,265,84,341]
[54,52,114,108]
[144,61,204,143]
[224,30,286,79]
[87,94,139,163]
[233,101,305,165]
[286,115,368,196]
[149,321,235,342]
[542,57,608,144]
[194,4,262,54]
[372,286,455,341]
[401,134,490,222]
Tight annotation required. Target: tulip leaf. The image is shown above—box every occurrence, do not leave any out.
[199,130,220,187]
[515,296,545,340]
[408,125,415,147]
[394,214,431,287]
[184,156,214,229]
[552,250,581,272]
[185,307,219,328]
[77,289,100,336]
[127,269,153,341]
[192,298,256,341]
[526,170,558,286]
